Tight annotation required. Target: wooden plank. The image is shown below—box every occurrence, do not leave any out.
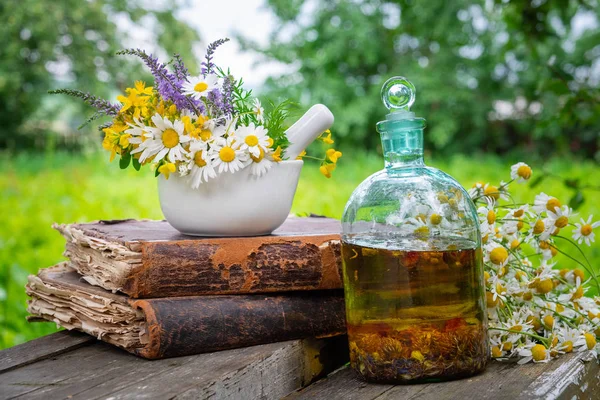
[0,331,94,374]
[287,352,600,400]
[0,336,347,400]
[0,343,124,399]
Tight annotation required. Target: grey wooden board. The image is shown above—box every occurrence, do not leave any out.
[0,333,346,400]
[286,351,600,400]
[0,331,93,374]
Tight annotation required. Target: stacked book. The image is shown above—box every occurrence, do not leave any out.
[26,218,346,359]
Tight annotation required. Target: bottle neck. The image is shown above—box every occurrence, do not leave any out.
[381,129,424,170]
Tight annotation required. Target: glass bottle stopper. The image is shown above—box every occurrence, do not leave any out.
[381,76,416,119]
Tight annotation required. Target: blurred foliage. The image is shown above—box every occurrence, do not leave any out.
[241,0,600,159]
[1,152,599,348]
[0,0,200,150]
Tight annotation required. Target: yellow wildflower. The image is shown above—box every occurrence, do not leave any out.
[320,129,334,144]
[296,150,307,160]
[319,163,336,178]
[326,148,343,163]
[272,146,283,162]
[158,163,176,179]
[133,80,153,96]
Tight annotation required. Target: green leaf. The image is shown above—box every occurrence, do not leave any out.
[529,175,545,189]
[564,178,579,189]
[132,157,141,171]
[569,191,585,210]
[119,152,131,169]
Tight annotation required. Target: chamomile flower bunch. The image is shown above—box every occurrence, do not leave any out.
[470,162,600,363]
[50,39,340,188]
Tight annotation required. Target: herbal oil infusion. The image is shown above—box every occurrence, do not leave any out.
[341,77,489,383]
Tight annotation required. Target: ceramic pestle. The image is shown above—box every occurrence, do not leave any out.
[284,104,334,160]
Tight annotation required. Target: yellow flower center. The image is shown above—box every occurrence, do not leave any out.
[194,82,208,93]
[502,341,513,351]
[251,147,265,163]
[491,346,502,358]
[161,128,180,149]
[510,239,520,249]
[523,291,533,301]
[487,210,496,225]
[572,286,584,300]
[584,333,597,350]
[484,185,500,200]
[533,219,545,234]
[200,129,212,141]
[531,344,547,361]
[509,324,522,332]
[194,151,207,167]
[430,214,442,225]
[414,226,430,236]
[489,247,508,265]
[219,146,236,162]
[245,135,259,147]
[543,315,554,329]
[555,216,568,228]
[486,291,498,308]
[546,198,561,212]
[562,340,573,353]
[513,209,524,218]
[517,165,532,180]
[581,224,593,236]
[527,316,542,331]
[537,278,554,294]
[573,269,585,282]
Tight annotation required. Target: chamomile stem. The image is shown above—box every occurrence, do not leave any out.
[489,327,550,345]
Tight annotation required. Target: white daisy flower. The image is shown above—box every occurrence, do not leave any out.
[211,116,237,139]
[210,136,248,174]
[187,141,216,188]
[250,155,273,177]
[131,114,190,163]
[547,205,574,229]
[478,198,497,237]
[533,192,561,214]
[125,117,152,145]
[517,340,550,364]
[182,74,219,100]
[252,98,265,122]
[572,216,600,246]
[557,326,586,353]
[235,123,270,157]
[510,162,533,183]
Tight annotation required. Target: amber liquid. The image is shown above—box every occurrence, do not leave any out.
[342,236,489,383]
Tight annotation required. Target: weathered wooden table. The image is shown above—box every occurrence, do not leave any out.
[1,331,598,400]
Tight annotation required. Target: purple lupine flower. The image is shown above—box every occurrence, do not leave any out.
[172,53,189,82]
[48,89,121,116]
[206,89,226,118]
[201,38,230,75]
[221,75,235,116]
[117,49,204,114]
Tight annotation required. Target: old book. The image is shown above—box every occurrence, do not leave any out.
[26,263,347,359]
[53,217,342,298]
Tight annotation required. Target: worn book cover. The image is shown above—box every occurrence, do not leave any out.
[26,263,347,359]
[53,217,342,298]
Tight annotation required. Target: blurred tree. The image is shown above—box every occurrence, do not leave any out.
[0,0,200,150]
[241,0,600,159]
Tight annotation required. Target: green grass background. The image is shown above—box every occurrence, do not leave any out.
[1,151,599,349]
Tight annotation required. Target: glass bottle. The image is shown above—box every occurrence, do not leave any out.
[341,77,489,383]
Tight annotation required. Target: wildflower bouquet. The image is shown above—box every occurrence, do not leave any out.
[470,163,600,363]
[51,39,341,188]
